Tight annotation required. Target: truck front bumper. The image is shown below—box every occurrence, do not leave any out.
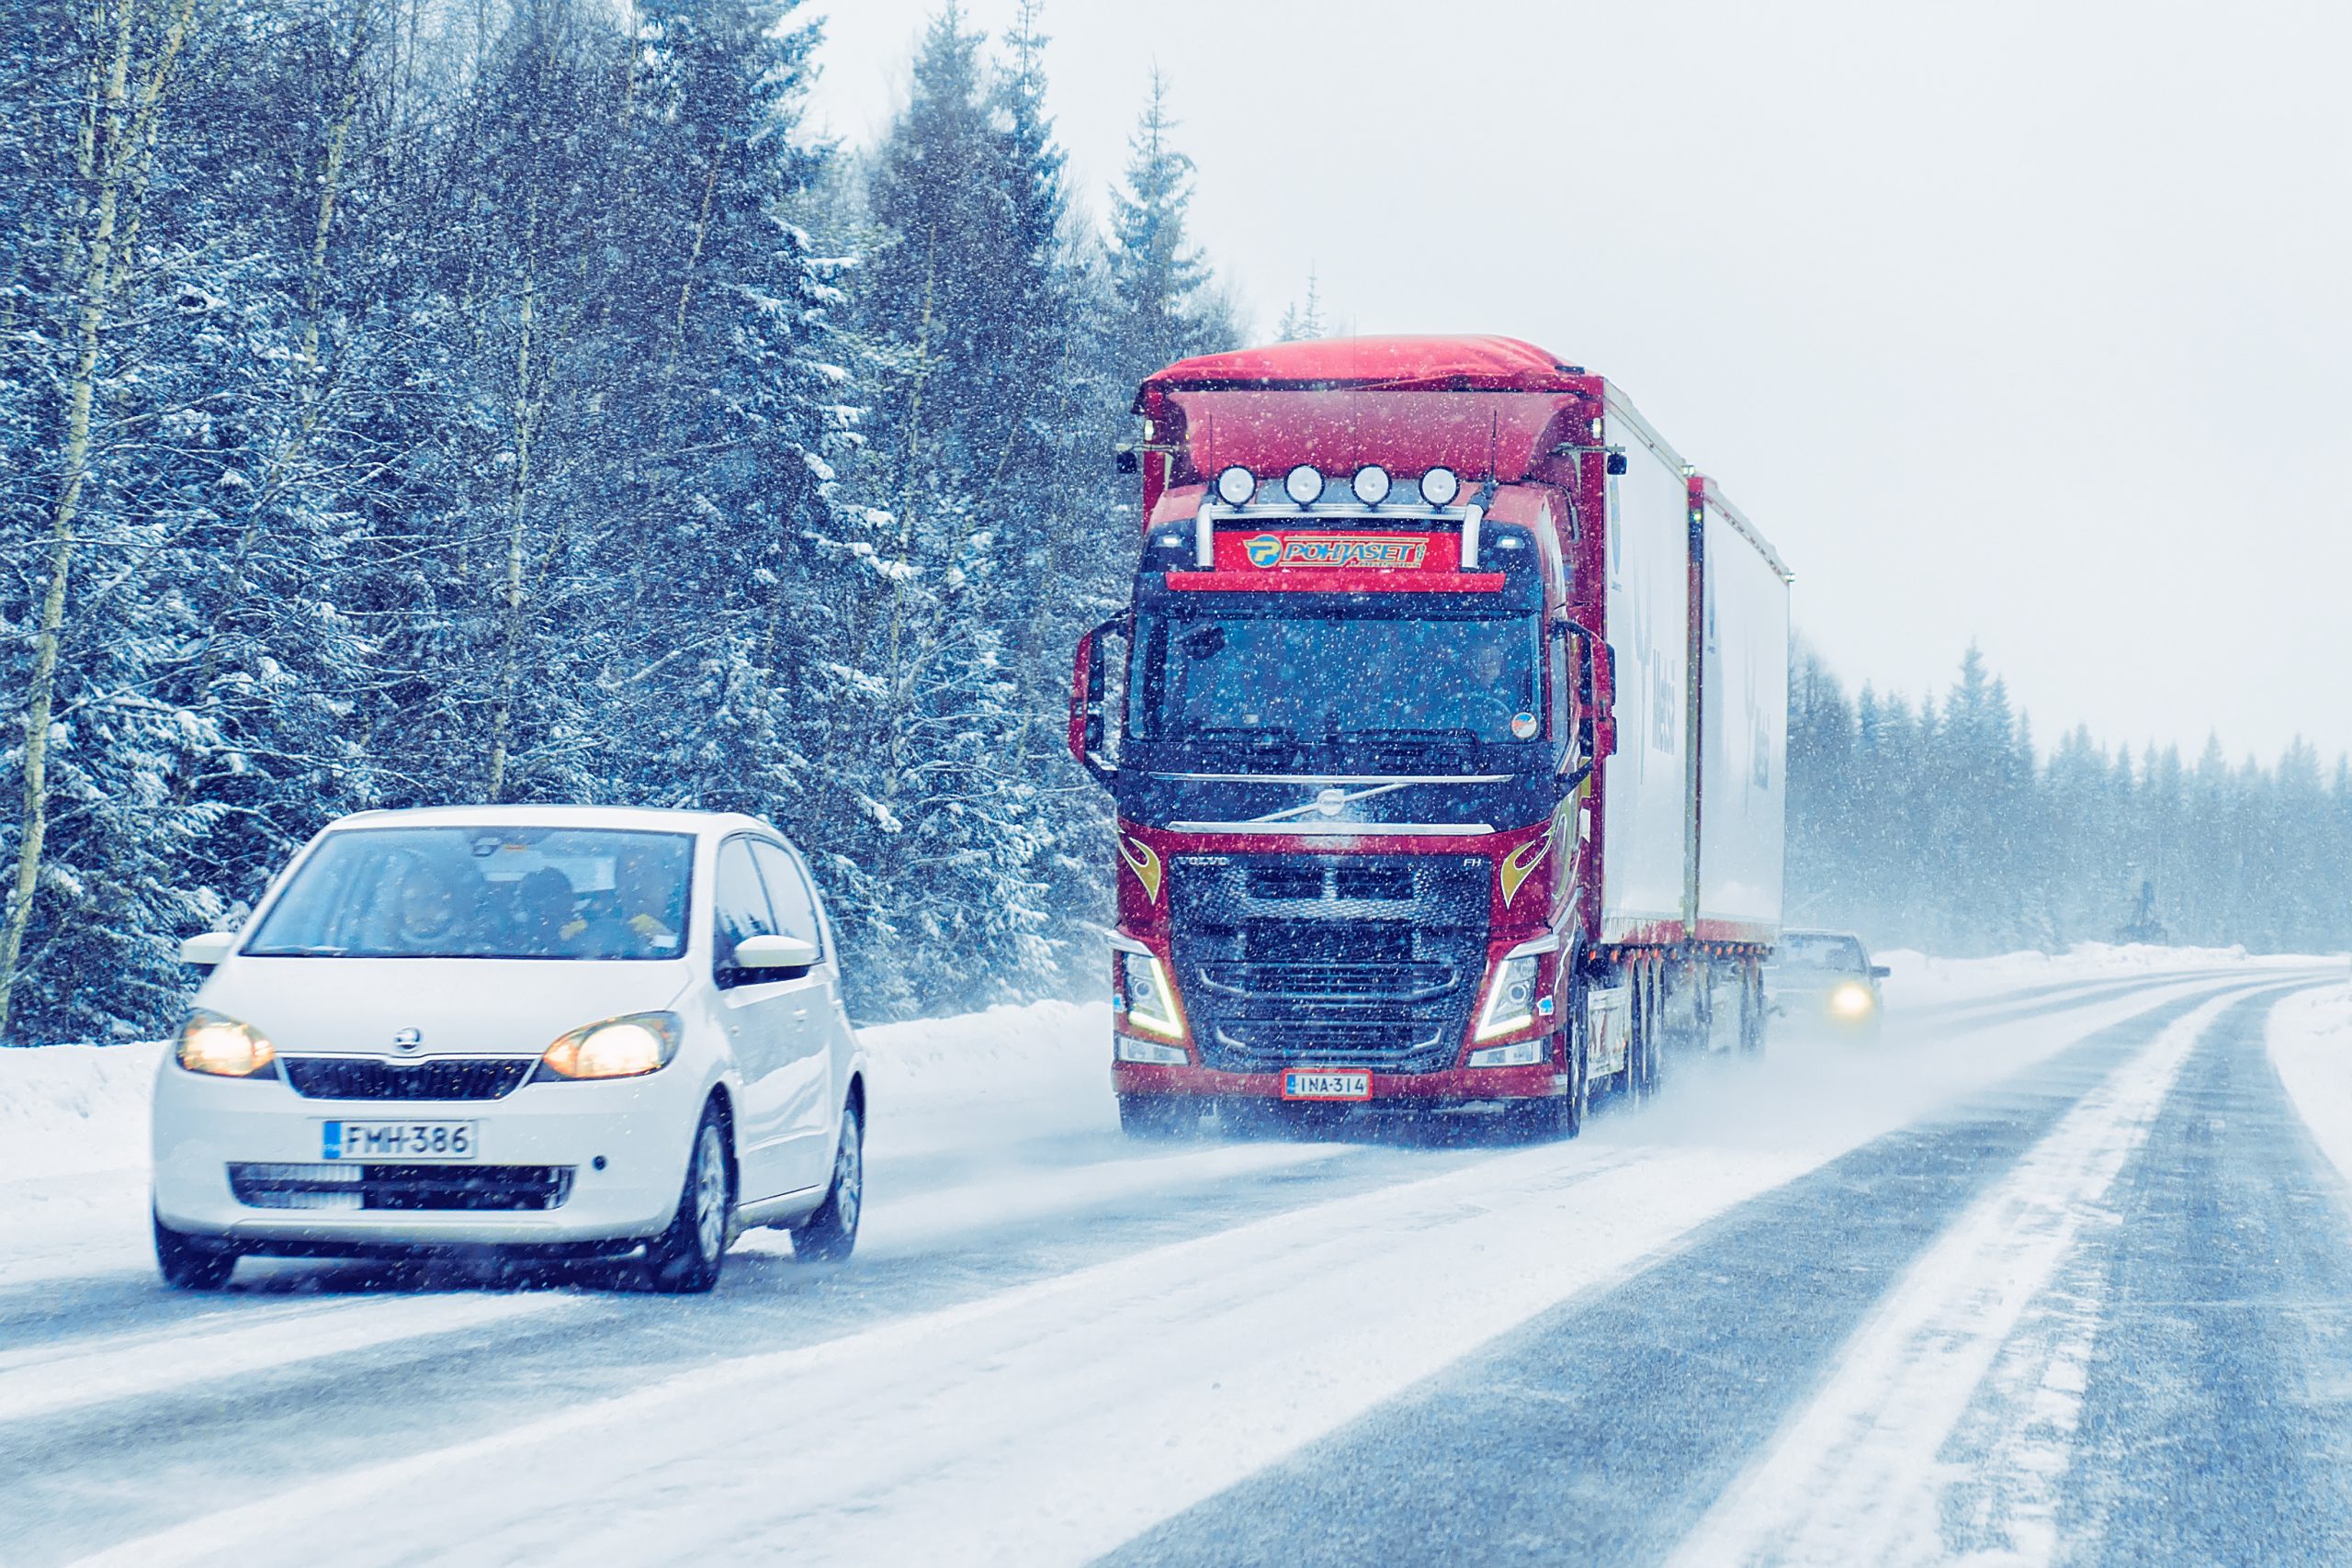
[1112,1055,1566,1105]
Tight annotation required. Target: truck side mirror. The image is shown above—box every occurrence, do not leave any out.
[1068,617,1125,783]
[1114,446,1138,474]
[1589,637,1619,761]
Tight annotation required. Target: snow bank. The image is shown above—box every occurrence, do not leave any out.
[1876,941,2317,1010]
[0,1042,165,1180]
[2269,982,2352,1195]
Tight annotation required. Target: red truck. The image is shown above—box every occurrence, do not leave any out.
[1069,336,1791,1138]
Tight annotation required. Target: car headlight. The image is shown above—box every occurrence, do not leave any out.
[1830,983,1876,1019]
[175,1010,277,1077]
[1476,953,1542,1041]
[537,1012,683,1080]
[1117,951,1185,1039]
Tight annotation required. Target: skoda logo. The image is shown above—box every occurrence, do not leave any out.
[391,1027,424,1054]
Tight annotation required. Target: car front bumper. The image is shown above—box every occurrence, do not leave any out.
[152,1060,707,1248]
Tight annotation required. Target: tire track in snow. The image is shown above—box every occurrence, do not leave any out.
[1662,984,2311,1567]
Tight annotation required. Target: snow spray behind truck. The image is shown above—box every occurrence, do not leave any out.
[1068,337,1792,1137]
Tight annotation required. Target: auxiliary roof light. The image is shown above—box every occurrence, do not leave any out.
[1419,467,1462,507]
[1215,465,1256,506]
[1351,464,1392,505]
[1284,465,1326,506]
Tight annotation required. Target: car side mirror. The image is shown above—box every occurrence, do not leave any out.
[732,933,820,974]
[180,931,236,968]
[1870,964,1891,980]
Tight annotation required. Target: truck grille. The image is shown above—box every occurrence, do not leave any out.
[1171,853,1489,1074]
[282,1057,535,1101]
[229,1163,572,1212]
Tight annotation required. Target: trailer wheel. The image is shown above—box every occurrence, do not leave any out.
[1625,959,1663,1105]
[1117,1092,1199,1140]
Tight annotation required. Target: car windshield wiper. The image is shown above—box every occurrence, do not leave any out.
[251,943,348,957]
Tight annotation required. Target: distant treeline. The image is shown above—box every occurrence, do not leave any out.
[0,0,1248,1042]
[1788,640,2352,957]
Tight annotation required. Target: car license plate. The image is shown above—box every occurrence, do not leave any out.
[322,1121,478,1162]
[1282,1069,1372,1101]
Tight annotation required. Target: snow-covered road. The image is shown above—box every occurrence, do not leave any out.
[3,950,2347,1566]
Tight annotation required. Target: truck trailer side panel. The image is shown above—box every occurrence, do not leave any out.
[1597,395,1693,945]
[1694,482,1790,941]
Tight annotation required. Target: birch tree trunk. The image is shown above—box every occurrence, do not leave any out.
[0,0,202,1041]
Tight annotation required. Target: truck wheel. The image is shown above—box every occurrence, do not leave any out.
[1625,963,1663,1105]
[1118,1092,1198,1140]
[791,1100,864,1264]
[1739,961,1768,1056]
[644,1105,733,1293]
[153,1212,238,1291]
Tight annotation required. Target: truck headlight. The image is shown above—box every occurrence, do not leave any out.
[1476,953,1542,1041]
[1117,952,1185,1039]
[1114,1037,1188,1066]
[537,1012,682,1080]
[1467,1039,1545,1068]
[175,1010,278,1077]
[1830,984,1876,1020]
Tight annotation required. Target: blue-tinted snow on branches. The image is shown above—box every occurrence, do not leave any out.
[0,0,1238,1041]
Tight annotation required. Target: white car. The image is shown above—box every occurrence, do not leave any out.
[151,806,867,1293]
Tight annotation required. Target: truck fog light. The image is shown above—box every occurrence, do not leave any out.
[1216,466,1256,505]
[1419,467,1461,506]
[1284,465,1325,505]
[1467,1039,1546,1068]
[1351,464,1391,504]
[1114,1037,1189,1066]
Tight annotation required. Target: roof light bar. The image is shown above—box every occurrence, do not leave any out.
[1351,465,1391,505]
[1284,465,1325,506]
[1215,466,1256,506]
[1419,468,1461,507]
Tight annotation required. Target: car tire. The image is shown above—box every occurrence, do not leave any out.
[1117,1092,1198,1140]
[644,1104,733,1293]
[791,1100,865,1264]
[153,1211,238,1291]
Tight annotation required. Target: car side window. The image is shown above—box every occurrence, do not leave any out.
[711,838,779,987]
[750,840,824,962]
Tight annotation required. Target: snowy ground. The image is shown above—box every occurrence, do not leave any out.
[2,945,2347,1565]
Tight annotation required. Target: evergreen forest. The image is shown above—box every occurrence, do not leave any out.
[0,0,2341,1043]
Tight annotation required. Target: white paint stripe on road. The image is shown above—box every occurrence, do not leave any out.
[0,1291,588,1427]
[1663,986,2258,1568]
[63,979,2256,1568]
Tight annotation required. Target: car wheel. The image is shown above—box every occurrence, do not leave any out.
[153,1211,238,1291]
[645,1104,733,1293]
[1117,1092,1198,1140]
[791,1100,864,1264]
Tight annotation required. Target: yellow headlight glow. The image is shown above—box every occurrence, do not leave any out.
[1830,984,1876,1019]
[175,1011,277,1077]
[540,1014,681,1079]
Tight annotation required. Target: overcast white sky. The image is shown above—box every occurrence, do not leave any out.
[805,0,2351,766]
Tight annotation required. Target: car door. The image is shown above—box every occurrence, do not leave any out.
[749,837,840,1192]
[709,836,799,1202]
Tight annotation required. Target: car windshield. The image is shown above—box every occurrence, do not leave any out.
[1772,933,1868,973]
[244,828,694,960]
[1129,608,1542,745]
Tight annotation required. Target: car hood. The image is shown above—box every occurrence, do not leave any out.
[196,957,695,1057]
[1766,974,1869,996]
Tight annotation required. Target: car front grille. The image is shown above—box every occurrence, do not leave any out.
[281,1057,536,1101]
[1171,853,1489,1074]
[229,1163,573,1212]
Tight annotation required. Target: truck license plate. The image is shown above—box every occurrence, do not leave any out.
[322,1121,477,1161]
[1282,1070,1371,1101]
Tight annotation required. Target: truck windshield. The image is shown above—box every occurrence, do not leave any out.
[1129,608,1542,745]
